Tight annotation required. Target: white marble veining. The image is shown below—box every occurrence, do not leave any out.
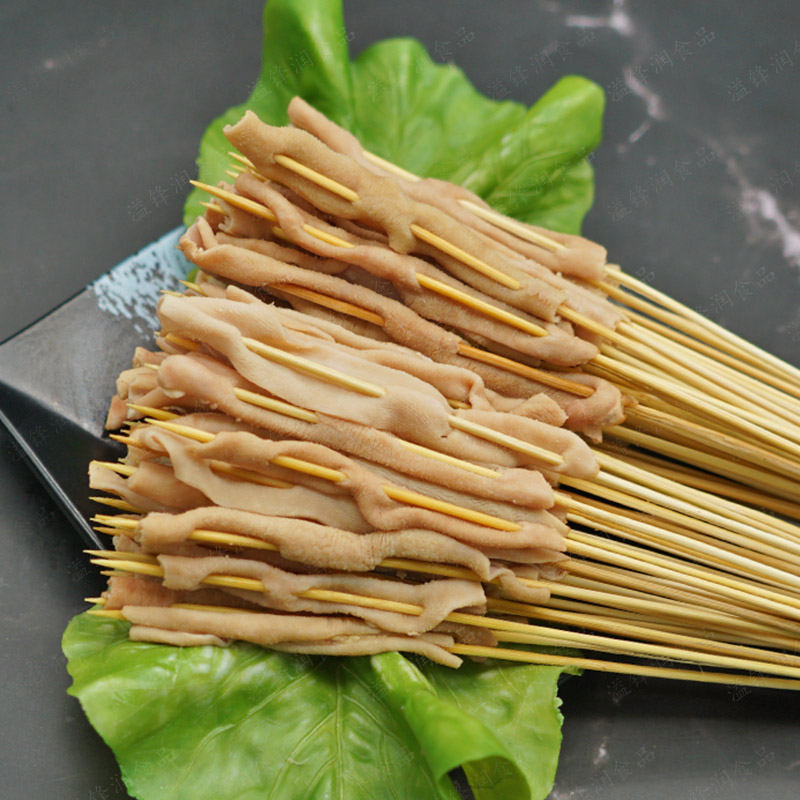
[721,152,800,273]
[565,0,634,36]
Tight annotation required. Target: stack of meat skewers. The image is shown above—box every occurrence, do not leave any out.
[88,99,800,690]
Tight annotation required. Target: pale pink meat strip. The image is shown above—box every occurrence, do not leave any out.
[124,424,568,552]
[137,506,494,578]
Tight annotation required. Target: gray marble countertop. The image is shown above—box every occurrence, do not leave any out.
[1,2,798,798]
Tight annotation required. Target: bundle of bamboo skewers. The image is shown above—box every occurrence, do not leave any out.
[86,98,800,692]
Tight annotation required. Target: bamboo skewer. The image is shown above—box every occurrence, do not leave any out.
[445,414,564,466]
[241,337,386,397]
[457,199,567,253]
[270,283,387,327]
[594,352,800,460]
[267,156,524,290]
[548,596,764,650]
[487,597,800,670]
[544,594,800,652]
[597,446,800,521]
[409,224,522,289]
[541,578,800,646]
[88,496,142,513]
[605,265,800,388]
[606,425,800,503]
[274,153,360,203]
[564,530,800,623]
[540,596,734,641]
[620,346,800,460]
[627,413,800,484]
[277,145,800,414]
[562,497,800,596]
[560,560,800,636]
[91,515,790,648]
[612,320,800,429]
[90,513,798,650]
[196,174,800,480]
[624,404,800,482]
[610,348,800,456]
[133,393,501,481]
[619,384,739,436]
[571,513,800,592]
[566,564,773,623]
[394,440,500,479]
[451,644,800,692]
[87,554,800,681]
[87,531,480,583]
[568,511,800,598]
[359,149,568,255]
[571,529,800,612]
[414,273,547,336]
[520,599,799,652]
[455,342,593,396]
[84,143,800,689]
[231,387,319,424]
[200,201,227,215]
[565,469,800,561]
[594,451,800,541]
[230,153,800,437]
[87,599,800,691]
[566,502,800,600]
[623,313,800,412]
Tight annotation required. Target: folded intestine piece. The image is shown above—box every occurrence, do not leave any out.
[225,171,598,366]
[121,604,464,667]
[155,552,485,634]
[136,506,496,579]
[89,459,210,513]
[103,570,481,667]
[124,423,568,552]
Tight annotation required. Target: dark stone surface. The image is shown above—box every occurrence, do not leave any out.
[1,2,798,798]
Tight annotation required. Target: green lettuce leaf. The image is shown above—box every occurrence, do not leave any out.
[183,0,603,234]
[64,612,573,800]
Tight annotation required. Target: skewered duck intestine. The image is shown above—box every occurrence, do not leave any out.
[94,263,600,662]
